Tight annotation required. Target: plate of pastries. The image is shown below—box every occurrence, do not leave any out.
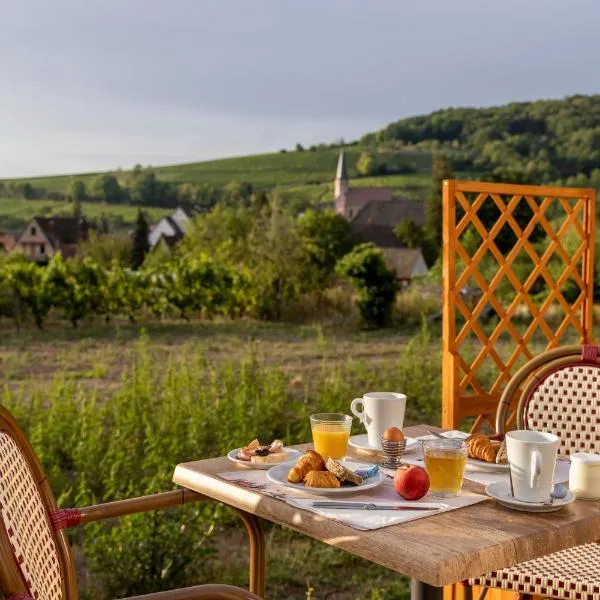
[228,438,302,469]
[465,434,509,472]
[266,450,384,494]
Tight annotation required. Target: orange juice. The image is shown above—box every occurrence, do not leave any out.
[311,425,350,459]
[423,444,467,497]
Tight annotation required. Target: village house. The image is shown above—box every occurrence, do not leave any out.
[15,216,89,263]
[148,203,202,249]
[333,150,428,283]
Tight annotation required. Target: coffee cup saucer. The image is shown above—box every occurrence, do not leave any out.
[486,481,575,513]
[348,434,419,454]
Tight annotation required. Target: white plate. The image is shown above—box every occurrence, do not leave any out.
[486,481,575,513]
[348,434,420,454]
[415,430,470,442]
[266,459,384,495]
[227,448,302,469]
[466,458,510,473]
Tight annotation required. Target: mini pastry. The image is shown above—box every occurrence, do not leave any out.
[325,457,363,485]
[304,470,341,488]
[287,450,326,483]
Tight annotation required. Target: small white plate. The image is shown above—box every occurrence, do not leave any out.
[266,459,384,495]
[348,434,420,454]
[486,481,575,513]
[227,448,302,469]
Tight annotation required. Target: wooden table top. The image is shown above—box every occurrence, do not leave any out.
[173,425,600,587]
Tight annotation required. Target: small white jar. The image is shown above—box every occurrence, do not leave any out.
[569,453,600,500]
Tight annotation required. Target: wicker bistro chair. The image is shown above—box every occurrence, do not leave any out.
[468,344,600,600]
[0,405,261,600]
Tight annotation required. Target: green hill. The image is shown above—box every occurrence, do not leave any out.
[3,147,431,192]
[0,146,433,231]
[4,93,600,233]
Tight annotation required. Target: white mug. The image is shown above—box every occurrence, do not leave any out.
[350,392,406,450]
[506,430,559,503]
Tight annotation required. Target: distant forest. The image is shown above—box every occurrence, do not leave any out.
[362,94,600,188]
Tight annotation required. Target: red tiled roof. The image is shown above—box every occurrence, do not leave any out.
[351,197,425,227]
[34,217,89,248]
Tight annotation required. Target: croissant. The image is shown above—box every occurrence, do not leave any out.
[287,450,325,483]
[495,438,508,464]
[304,470,341,488]
[467,434,499,463]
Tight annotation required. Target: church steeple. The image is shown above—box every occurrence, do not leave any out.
[334,149,349,199]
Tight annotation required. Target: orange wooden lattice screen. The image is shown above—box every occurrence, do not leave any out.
[442,180,596,431]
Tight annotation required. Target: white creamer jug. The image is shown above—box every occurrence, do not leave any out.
[569,453,600,500]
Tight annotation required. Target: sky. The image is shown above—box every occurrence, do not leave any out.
[1,0,599,178]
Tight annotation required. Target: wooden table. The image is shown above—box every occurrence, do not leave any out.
[173,425,600,599]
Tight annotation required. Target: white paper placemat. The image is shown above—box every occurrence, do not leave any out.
[217,468,487,531]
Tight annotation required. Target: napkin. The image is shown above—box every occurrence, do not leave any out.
[217,468,487,531]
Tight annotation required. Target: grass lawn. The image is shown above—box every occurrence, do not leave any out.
[0,319,420,397]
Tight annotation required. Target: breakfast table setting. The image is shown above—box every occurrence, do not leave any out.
[172,391,600,600]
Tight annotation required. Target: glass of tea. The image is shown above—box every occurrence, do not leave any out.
[310,413,352,460]
[423,439,468,497]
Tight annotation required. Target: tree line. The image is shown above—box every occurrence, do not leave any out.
[0,203,404,329]
[361,94,600,186]
[1,166,261,210]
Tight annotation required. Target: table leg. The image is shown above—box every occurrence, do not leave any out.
[410,579,443,600]
[234,508,266,598]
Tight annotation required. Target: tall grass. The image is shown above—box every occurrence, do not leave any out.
[2,326,440,598]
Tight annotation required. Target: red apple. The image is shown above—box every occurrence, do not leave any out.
[393,465,430,500]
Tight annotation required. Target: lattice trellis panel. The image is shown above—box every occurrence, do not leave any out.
[442,180,596,431]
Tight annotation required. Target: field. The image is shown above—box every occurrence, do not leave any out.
[2,147,433,192]
[0,146,439,232]
[0,318,437,599]
[2,309,598,599]
[0,196,172,232]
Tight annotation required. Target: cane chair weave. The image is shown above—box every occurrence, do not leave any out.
[0,404,262,600]
[469,543,600,599]
[496,345,600,456]
[525,363,600,456]
[472,346,600,599]
[0,432,63,600]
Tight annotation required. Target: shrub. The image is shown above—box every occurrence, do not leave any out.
[336,243,399,328]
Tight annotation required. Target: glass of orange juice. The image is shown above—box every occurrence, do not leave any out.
[310,413,352,460]
[423,439,468,497]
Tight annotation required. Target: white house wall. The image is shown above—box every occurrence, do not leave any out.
[411,253,429,278]
[172,208,191,229]
[148,218,178,247]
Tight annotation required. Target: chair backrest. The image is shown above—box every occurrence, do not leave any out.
[0,406,77,600]
[496,345,600,456]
